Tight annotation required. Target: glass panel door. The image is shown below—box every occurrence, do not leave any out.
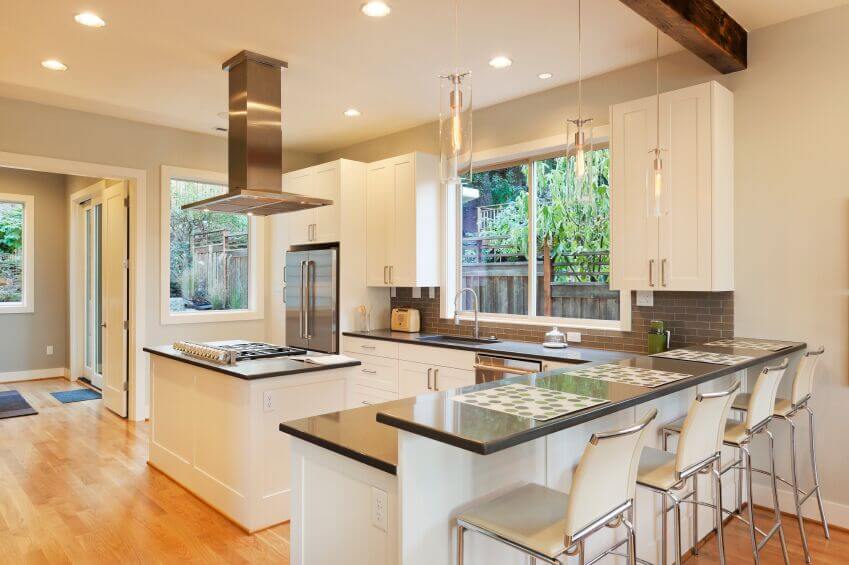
[83,201,103,388]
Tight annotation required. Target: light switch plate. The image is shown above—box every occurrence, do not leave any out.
[567,332,581,343]
[371,487,388,532]
[46,345,54,355]
[636,290,654,307]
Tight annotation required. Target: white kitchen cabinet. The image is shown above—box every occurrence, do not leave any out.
[398,360,433,398]
[610,81,733,292]
[431,365,474,392]
[365,152,441,287]
[284,160,343,245]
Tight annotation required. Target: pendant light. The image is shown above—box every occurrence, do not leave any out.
[567,0,593,204]
[439,0,472,184]
[648,29,666,217]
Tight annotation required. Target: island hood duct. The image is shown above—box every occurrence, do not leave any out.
[182,50,332,216]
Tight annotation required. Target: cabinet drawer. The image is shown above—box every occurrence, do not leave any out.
[397,343,475,370]
[347,353,398,393]
[351,385,398,408]
[344,336,399,359]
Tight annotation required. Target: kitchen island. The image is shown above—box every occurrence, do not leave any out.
[280,339,805,565]
[144,341,360,532]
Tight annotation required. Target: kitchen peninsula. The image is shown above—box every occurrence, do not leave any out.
[280,339,805,565]
[144,341,360,532]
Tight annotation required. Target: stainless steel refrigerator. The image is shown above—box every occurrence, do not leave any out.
[284,247,338,353]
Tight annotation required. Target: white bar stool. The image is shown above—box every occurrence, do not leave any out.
[729,346,829,563]
[456,409,658,565]
[637,380,741,565]
[661,359,791,565]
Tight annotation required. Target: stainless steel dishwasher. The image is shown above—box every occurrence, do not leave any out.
[473,354,543,384]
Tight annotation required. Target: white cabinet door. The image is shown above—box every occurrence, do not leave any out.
[398,360,433,398]
[432,366,474,393]
[610,94,659,291]
[389,155,415,287]
[285,168,315,245]
[313,162,341,243]
[366,161,393,286]
[658,83,713,290]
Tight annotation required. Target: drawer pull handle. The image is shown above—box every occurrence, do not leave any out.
[361,369,378,374]
[361,400,373,405]
[360,345,376,349]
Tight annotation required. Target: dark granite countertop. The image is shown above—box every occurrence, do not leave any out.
[143,341,361,380]
[343,329,632,364]
[279,338,805,473]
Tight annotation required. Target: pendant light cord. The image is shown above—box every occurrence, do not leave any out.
[577,0,583,121]
[454,0,459,73]
[655,28,660,149]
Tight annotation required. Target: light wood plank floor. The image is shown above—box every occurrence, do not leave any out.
[1,378,845,564]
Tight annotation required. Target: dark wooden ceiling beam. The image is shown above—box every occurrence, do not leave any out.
[619,0,747,73]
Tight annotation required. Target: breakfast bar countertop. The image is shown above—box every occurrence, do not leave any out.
[279,338,805,474]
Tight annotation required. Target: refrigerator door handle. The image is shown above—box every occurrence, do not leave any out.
[300,260,307,338]
[306,260,316,339]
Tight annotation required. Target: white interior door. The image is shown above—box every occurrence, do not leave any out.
[102,181,129,417]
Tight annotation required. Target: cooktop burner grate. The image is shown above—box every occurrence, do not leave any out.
[217,342,307,361]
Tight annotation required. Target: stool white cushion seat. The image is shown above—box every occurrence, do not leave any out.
[664,417,749,446]
[458,483,569,559]
[731,392,793,416]
[636,447,679,491]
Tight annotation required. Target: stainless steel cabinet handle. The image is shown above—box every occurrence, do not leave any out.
[361,400,373,405]
[434,368,440,391]
[649,259,655,287]
[360,344,376,350]
[472,363,538,375]
[383,266,388,285]
[661,259,668,287]
[427,368,432,390]
[389,265,393,285]
[361,368,377,374]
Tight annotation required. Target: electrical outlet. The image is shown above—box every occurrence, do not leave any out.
[636,290,654,307]
[411,287,421,299]
[567,331,582,343]
[371,487,388,532]
[263,391,273,412]
[46,345,54,355]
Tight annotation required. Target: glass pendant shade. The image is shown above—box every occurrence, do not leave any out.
[567,118,594,204]
[647,148,667,217]
[439,71,473,184]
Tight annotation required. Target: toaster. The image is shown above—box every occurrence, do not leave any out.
[391,308,421,333]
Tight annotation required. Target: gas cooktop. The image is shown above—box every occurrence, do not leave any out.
[172,341,307,365]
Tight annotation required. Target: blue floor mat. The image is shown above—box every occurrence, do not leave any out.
[0,390,38,418]
[51,388,102,404]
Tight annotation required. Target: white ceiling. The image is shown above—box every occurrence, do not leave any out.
[1,0,845,153]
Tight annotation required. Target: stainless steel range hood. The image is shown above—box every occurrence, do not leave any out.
[182,50,332,216]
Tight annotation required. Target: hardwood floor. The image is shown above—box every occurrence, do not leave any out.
[0,377,845,564]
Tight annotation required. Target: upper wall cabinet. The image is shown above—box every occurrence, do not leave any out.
[610,81,734,292]
[366,152,441,287]
[284,161,344,245]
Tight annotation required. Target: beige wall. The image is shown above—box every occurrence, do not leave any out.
[0,97,319,360]
[0,168,68,373]
[321,6,849,513]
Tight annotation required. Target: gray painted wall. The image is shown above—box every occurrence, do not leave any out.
[0,168,68,373]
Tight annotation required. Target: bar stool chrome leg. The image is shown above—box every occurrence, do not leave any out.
[807,406,831,540]
[766,430,792,565]
[742,444,760,565]
[457,524,465,565]
[713,459,726,565]
[691,474,699,556]
[785,415,812,562]
[661,495,668,565]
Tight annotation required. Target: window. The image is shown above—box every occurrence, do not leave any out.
[0,194,34,313]
[160,166,263,324]
[456,145,627,329]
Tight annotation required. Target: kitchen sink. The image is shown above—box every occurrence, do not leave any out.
[417,334,500,345]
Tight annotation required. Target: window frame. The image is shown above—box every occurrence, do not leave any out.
[444,129,632,332]
[0,193,34,314]
[160,166,264,325]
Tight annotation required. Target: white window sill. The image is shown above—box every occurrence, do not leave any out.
[0,303,34,314]
[454,312,631,333]
[161,309,264,325]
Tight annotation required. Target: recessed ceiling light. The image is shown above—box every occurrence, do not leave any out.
[361,1,391,17]
[538,72,553,80]
[488,56,513,69]
[344,108,362,117]
[41,59,68,71]
[74,12,106,27]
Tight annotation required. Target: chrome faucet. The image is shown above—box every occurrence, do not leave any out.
[453,288,480,339]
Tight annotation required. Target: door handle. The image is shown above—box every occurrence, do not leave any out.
[360,344,376,350]
[649,259,655,287]
[434,368,440,391]
[389,265,393,285]
[306,260,315,339]
[361,400,373,405]
[300,260,307,338]
[361,368,377,374]
[427,368,432,390]
[661,259,668,287]
[383,266,388,285]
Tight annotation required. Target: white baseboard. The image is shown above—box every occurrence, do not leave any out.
[0,367,68,383]
[753,483,849,529]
